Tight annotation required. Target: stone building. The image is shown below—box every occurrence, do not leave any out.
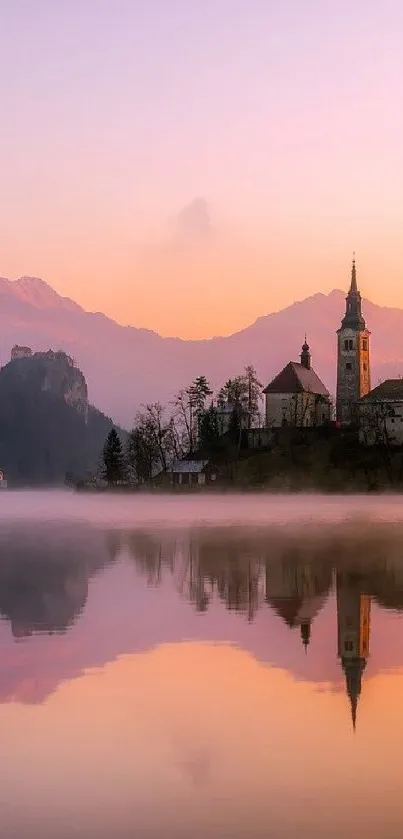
[336,258,371,424]
[11,345,32,361]
[358,380,403,446]
[263,339,330,428]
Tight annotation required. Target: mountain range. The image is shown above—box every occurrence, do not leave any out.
[1,275,402,427]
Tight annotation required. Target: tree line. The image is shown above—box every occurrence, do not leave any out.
[102,366,263,485]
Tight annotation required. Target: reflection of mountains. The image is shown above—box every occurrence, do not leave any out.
[0,524,116,637]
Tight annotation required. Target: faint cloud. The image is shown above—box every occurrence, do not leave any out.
[174,197,213,242]
[177,751,211,788]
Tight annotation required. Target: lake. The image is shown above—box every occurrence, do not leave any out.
[1,490,403,838]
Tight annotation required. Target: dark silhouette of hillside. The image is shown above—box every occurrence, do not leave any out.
[0,353,116,484]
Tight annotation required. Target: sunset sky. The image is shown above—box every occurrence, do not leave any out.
[1,1,403,338]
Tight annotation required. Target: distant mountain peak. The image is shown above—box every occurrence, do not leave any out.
[11,276,81,313]
[0,274,401,426]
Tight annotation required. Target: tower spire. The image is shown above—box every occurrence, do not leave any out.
[343,658,366,732]
[300,620,311,652]
[340,255,365,331]
[300,337,311,370]
[349,252,358,294]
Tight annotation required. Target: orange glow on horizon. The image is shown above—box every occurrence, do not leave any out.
[2,235,402,340]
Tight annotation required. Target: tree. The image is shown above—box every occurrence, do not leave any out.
[244,365,263,427]
[217,367,263,430]
[173,376,212,454]
[219,377,248,410]
[188,376,213,415]
[217,368,262,424]
[142,402,173,472]
[127,422,156,483]
[188,375,213,449]
[172,388,193,455]
[127,403,176,483]
[103,429,125,485]
[199,405,220,452]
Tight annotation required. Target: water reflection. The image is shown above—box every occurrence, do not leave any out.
[1,515,403,836]
[0,524,115,637]
[122,524,403,729]
[0,522,402,726]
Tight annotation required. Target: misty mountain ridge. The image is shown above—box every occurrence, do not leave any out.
[1,276,403,426]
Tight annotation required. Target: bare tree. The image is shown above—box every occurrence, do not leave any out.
[142,402,173,472]
[128,402,175,482]
[172,388,193,454]
[173,376,213,454]
[244,365,263,428]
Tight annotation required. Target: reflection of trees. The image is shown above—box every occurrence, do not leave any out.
[194,536,265,619]
[125,531,177,586]
[123,523,403,630]
[0,524,116,637]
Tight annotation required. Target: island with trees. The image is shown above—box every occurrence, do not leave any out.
[97,367,403,493]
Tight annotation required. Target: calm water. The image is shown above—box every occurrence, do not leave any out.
[1,492,403,838]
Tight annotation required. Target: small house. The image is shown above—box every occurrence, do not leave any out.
[170,459,216,487]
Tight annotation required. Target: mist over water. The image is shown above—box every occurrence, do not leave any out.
[1,492,403,838]
[3,488,403,528]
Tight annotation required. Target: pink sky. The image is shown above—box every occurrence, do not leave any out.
[2,1,403,338]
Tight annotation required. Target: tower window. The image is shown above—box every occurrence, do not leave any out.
[349,340,354,350]
[362,339,368,351]
[346,362,352,370]
[344,339,349,350]
[363,363,367,371]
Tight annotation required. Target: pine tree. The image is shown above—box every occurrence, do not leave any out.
[199,405,220,452]
[103,429,125,485]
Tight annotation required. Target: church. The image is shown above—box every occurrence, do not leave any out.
[263,256,372,428]
[263,340,331,428]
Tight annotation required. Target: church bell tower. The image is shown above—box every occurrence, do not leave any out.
[336,257,371,423]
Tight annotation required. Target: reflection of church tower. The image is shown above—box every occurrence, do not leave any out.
[300,620,311,652]
[337,572,371,729]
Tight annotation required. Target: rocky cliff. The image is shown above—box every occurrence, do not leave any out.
[0,352,117,484]
[8,349,88,420]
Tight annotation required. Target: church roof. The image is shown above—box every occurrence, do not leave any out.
[263,361,329,397]
[359,379,403,402]
[267,594,327,627]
